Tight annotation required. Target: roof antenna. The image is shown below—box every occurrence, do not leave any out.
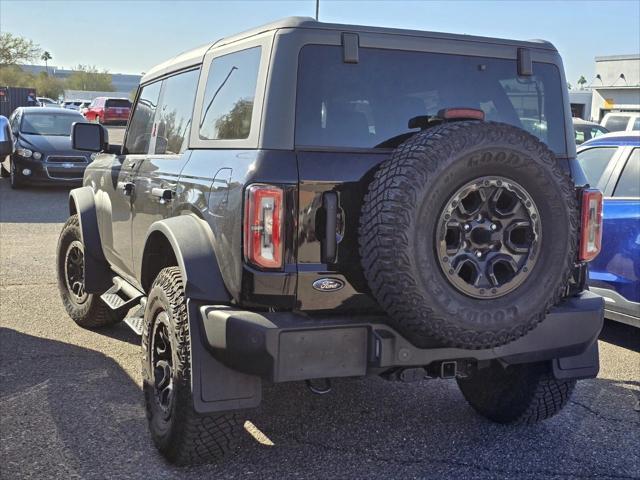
[315,0,319,20]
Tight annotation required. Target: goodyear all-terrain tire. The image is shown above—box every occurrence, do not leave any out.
[457,361,576,424]
[57,214,120,328]
[359,121,578,349]
[142,267,241,465]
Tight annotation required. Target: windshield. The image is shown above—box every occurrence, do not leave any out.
[21,113,84,136]
[296,46,566,153]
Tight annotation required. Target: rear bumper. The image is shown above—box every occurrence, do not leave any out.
[199,291,604,383]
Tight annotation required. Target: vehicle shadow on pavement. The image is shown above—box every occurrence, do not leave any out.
[0,179,71,223]
[1,327,639,480]
[600,319,640,352]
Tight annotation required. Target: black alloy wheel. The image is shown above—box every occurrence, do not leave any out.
[150,312,175,417]
[64,240,89,305]
[436,176,541,299]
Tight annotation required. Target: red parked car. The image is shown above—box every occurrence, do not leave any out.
[84,97,131,125]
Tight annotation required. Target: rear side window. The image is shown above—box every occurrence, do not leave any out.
[296,46,566,153]
[613,148,640,198]
[604,115,630,132]
[577,147,618,186]
[105,99,131,109]
[199,47,261,140]
[633,118,640,131]
[154,68,200,154]
[125,82,161,154]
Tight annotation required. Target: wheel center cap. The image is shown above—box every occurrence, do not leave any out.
[470,227,492,245]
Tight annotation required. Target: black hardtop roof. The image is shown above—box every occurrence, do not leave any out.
[217,16,557,50]
[142,17,557,84]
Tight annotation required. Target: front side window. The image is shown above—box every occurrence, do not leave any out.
[199,47,261,140]
[604,115,630,132]
[613,148,640,198]
[21,113,84,136]
[296,46,566,153]
[124,82,161,154]
[577,147,618,186]
[154,68,200,154]
[633,117,640,131]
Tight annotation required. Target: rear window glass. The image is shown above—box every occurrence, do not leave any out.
[614,148,639,198]
[603,115,629,132]
[106,99,131,108]
[576,147,617,186]
[296,46,566,153]
[199,47,261,140]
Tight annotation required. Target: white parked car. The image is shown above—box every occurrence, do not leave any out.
[601,112,640,133]
[61,100,89,111]
[36,97,60,108]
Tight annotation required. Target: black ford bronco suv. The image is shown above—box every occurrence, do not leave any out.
[57,17,604,464]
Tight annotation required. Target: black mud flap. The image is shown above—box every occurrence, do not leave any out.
[187,300,262,414]
[552,340,600,380]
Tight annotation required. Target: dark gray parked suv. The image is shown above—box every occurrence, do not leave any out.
[57,17,604,464]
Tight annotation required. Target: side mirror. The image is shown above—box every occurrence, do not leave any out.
[0,116,14,157]
[72,122,109,152]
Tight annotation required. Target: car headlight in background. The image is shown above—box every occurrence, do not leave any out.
[90,153,97,161]
[32,151,42,160]
[16,147,33,158]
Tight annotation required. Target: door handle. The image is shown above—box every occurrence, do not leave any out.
[119,181,134,196]
[152,187,174,203]
[322,192,338,263]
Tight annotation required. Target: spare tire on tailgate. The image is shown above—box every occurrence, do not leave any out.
[359,121,577,349]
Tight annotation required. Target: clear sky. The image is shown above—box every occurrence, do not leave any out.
[1,0,639,86]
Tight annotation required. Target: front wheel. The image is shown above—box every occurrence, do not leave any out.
[142,267,241,465]
[0,158,9,178]
[56,215,120,328]
[457,361,576,424]
[9,159,24,189]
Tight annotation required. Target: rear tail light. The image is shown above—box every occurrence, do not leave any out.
[244,184,284,269]
[579,189,603,262]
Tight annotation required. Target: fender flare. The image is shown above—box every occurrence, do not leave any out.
[68,187,112,293]
[141,215,232,303]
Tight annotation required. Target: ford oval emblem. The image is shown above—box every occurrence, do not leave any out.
[312,278,344,292]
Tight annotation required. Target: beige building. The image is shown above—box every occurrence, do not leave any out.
[570,54,639,122]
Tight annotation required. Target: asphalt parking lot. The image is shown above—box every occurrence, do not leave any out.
[0,134,639,479]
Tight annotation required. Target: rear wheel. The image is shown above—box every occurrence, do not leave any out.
[56,215,121,328]
[457,361,576,424]
[142,267,241,465]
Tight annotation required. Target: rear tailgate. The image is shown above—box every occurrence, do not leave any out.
[296,150,389,312]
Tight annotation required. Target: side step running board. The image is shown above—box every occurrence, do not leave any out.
[100,276,144,317]
[124,298,147,335]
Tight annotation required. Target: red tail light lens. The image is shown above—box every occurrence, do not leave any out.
[244,184,284,269]
[579,189,603,262]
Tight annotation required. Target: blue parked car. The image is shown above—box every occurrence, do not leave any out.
[577,132,640,327]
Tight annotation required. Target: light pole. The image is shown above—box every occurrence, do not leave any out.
[315,0,319,20]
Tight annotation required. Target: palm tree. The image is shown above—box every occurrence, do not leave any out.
[41,51,52,74]
[577,75,587,90]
